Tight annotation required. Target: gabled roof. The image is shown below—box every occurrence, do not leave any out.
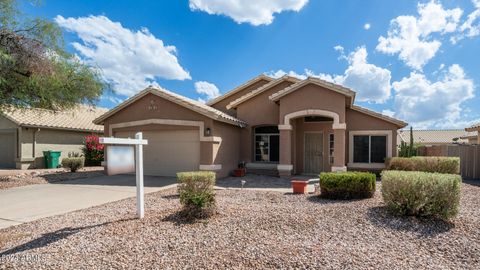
[466,122,480,131]
[0,105,107,132]
[206,74,273,106]
[351,105,407,128]
[226,75,300,109]
[94,87,247,127]
[397,129,475,144]
[269,77,356,104]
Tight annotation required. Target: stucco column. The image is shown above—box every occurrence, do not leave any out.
[332,127,347,172]
[278,126,293,176]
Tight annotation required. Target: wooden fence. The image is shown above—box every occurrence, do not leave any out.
[417,144,480,179]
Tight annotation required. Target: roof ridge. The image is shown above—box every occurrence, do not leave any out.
[226,75,300,109]
[206,74,273,106]
[149,86,246,127]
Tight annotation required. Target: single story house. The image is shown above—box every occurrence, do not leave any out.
[95,74,407,177]
[465,123,480,144]
[397,129,477,146]
[0,105,107,169]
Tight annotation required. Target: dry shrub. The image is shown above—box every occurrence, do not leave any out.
[381,170,461,220]
[386,157,460,174]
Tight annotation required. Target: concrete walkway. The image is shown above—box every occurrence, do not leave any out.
[0,174,176,229]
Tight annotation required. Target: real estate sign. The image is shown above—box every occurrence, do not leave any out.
[100,133,148,218]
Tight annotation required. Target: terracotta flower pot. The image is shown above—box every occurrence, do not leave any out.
[233,168,246,177]
[291,180,308,194]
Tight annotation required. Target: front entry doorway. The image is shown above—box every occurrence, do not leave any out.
[304,132,323,174]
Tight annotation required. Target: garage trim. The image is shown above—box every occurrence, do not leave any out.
[109,119,222,142]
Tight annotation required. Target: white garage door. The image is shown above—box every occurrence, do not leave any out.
[115,130,200,176]
[0,132,15,168]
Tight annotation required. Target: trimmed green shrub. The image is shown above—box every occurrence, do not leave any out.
[381,170,461,220]
[61,157,85,172]
[386,156,460,174]
[319,171,376,199]
[177,171,216,219]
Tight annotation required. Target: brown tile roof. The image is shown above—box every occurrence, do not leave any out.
[1,105,108,132]
[94,87,247,127]
[206,74,273,106]
[397,129,476,145]
[226,75,300,109]
[269,77,356,104]
[466,122,480,131]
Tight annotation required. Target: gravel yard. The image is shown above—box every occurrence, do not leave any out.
[1,181,479,269]
[0,167,105,190]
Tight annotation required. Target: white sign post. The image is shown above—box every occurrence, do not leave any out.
[100,132,148,219]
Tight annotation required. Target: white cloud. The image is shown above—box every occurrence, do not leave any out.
[189,0,309,26]
[391,64,475,128]
[336,47,392,103]
[382,109,395,117]
[195,81,220,103]
[267,47,392,103]
[364,23,371,30]
[376,1,462,70]
[452,0,480,43]
[55,15,190,96]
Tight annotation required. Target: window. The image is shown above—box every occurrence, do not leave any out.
[304,116,333,122]
[254,126,279,162]
[329,133,334,164]
[353,135,387,163]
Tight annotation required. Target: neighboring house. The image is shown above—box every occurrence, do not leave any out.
[94,74,407,177]
[465,123,480,144]
[397,129,477,146]
[0,105,107,169]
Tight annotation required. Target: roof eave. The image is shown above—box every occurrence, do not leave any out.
[20,124,103,133]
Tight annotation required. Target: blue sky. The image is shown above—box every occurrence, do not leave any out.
[20,0,480,129]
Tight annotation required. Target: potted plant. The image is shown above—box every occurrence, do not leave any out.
[233,162,246,177]
[291,180,309,194]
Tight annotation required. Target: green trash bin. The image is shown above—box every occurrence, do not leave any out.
[43,151,62,168]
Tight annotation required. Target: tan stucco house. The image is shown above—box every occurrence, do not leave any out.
[465,123,480,144]
[0,106,107,169]
[94,74,407,177]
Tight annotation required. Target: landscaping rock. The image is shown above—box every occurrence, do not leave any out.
[0,182,479,269]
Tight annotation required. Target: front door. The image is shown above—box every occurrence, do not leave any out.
[304,132,323,174]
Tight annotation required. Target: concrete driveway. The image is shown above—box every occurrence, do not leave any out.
[0,174,176,229]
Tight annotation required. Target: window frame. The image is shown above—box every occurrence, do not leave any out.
[254,126,279,163]
[348,130,392,169]
[328,133,334,164]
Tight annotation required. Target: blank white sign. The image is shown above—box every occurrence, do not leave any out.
[107,145,135,175]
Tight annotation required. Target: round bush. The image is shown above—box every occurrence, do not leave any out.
[381,170,461,220]
[319,171,376,199]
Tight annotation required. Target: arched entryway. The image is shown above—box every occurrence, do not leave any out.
[277,109,347,176]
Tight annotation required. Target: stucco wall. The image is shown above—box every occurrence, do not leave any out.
[236,81,294,162]
[212,121,241,177]
[0,115,18,129]
[103,93,214,137]
[17,127,98,168]
[278,84,347,124]
[345,108,399,166]
[210,78,271,116]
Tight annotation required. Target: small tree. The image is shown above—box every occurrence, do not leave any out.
[82,134,104,166]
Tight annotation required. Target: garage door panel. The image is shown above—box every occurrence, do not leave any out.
[115,130,200,176]
[0,133,15,168]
